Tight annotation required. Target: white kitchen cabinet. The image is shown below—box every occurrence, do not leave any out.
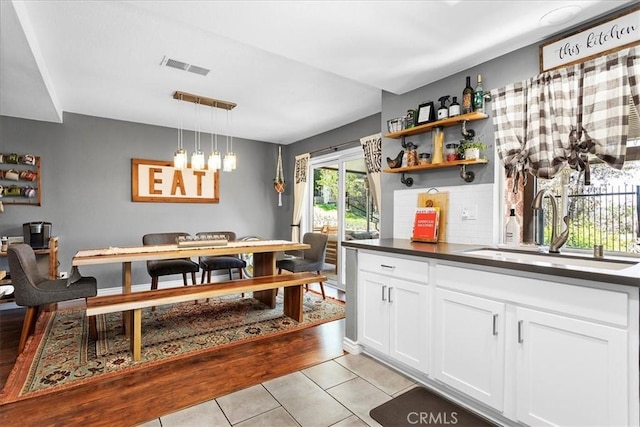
[358,270,389,354]
[516,307,628,427]
[357,253,429,372]
[433,288,505,411]
[436,263,635,426]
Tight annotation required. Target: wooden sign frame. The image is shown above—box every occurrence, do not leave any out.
[539,5,639,73]
[131,158,219,203]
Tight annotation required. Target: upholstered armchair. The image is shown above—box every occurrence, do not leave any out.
[7,243,97,353]
[276,232,332,299]
[142,232,199,290]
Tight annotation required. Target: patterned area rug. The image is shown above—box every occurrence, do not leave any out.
[1,292,344,402]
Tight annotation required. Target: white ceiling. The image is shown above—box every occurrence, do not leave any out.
[0,0,635,144]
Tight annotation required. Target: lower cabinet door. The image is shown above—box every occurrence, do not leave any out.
[433,288,505,411]
[516,307,628,426]
[388,278,429,373]
[357,270,389,354]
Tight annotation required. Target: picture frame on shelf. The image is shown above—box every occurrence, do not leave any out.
[417,101,435,125]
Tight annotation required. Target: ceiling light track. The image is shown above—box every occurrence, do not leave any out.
[173,91,236,111]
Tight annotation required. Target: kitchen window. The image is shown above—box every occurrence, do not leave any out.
[523,139,640,255]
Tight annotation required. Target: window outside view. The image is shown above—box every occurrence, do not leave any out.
[537,139,640,254]
[312,165,379,240]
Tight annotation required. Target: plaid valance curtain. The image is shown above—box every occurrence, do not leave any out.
[491,46,640,185]
[360,133,382,213]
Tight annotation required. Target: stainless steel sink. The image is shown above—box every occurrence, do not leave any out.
[462,248,638,271]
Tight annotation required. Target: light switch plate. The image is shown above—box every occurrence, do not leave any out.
[461,205,478,220]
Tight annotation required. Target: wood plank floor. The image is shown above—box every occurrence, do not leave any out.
[0,285,346,426]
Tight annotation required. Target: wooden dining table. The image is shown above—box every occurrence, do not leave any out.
[72,239,309,335]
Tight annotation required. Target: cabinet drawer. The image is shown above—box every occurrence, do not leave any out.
[437,264,630,326]
[359,251,428,283]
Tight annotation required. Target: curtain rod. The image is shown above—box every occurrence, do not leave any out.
[309,139,360,156]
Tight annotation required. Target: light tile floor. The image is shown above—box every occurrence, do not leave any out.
[138,353,417,427]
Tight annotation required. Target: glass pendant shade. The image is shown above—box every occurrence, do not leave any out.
[174,148,188,169]
[223,153,234,172]
[208,151,221,171]
[223,152,236,171]
[191,150,205,170]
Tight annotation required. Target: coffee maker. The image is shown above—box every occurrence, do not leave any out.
[23,221,52,249]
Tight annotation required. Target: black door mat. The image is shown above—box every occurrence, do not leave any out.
[369,387,498,427]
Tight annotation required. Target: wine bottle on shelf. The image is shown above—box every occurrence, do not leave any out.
[448,96,461,117]
[473,74,485,113]
[462,76,473,114]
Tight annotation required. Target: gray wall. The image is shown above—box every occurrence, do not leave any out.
[0,112,280,288]
[280,43,540,239]
[378,44,540,238]
[275,113,383,238]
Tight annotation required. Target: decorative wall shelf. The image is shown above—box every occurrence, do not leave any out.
[384,111,490,187]
[0,155,41,205]
[384,112,488,139]
[385,159,488,187]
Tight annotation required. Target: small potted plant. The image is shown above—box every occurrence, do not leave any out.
[458,138,487,160]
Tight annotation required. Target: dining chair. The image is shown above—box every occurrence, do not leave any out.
[196,231,246,283]
[276,232,332,299]
[7,243,98,353]
[142,232,199,290]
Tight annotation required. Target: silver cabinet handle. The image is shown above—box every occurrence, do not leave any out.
[380,264,396,271]
[388,287,393,303]
[517,320,524,343]
[492,314,498,336]
[382,285,387,301]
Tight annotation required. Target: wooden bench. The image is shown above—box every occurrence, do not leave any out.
[86,271,326,361]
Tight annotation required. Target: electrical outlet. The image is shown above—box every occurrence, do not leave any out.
[461,205,478,220]
[59,271,68,279]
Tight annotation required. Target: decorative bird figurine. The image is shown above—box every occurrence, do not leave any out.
[387,150,404,169]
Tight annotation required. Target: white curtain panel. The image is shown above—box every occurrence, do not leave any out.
[360,133,382,213]
[292,153,310,242]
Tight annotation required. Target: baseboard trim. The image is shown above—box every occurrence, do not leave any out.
[342,337,361,354]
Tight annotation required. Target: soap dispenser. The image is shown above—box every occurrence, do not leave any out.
[437,96,450,120]
[504,208,520,246]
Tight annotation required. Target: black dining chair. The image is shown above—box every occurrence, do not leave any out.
[7,243,98,353]
[276,232,332,299]
[142,232,199,290]
[196,231,246,283]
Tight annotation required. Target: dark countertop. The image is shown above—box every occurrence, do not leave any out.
[342,238,640,288]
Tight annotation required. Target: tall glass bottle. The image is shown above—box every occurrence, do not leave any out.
[462,76,473,114]
[432,127,444,164]
[473,74,485,113]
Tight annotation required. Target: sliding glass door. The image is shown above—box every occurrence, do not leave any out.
[308,147,379,291]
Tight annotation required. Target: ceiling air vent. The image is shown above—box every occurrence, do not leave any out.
[160,56,210,77]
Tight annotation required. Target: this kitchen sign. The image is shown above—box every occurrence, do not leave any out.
[540,6,639,72]
[131,158,219,203]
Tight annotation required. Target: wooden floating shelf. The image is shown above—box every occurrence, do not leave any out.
[384,158,488,173]
[385,112,488,139]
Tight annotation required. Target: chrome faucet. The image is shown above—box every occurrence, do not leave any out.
[532,190,570,253]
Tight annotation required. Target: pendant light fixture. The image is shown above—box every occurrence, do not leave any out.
[172,91,236,170]
[173,94,188,169]
[223,108,237,172]
[190,100,205,170]
[208,104,221,171]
